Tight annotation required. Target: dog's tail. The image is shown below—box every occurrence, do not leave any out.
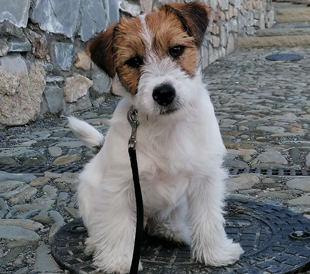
[67,116,104,154]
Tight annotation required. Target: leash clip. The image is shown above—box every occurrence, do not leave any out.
[127,106,139,149]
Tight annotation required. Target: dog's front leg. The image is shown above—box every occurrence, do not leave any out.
[86,185,141,274]
[146,196,191,245]
[187,170,243,266]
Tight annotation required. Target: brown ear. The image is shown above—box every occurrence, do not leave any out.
[87,23,118,78]
[164,2,210,47]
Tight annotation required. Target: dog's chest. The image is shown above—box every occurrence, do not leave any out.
[137,123,201,170]
[134,123,202,213]
[140,168,190,215]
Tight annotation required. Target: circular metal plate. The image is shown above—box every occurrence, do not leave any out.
[265,53,304,61]
[51,200,310,274]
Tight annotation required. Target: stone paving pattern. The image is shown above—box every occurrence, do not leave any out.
[0,46,310,273]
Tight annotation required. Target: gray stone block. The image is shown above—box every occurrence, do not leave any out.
[0,39,9,57]
[119,0,141,17]
[287,178,310,191]
[79,0,107,42]
[230,0,242,9]
[0,226,40,247]
[9,39,31,52]
[0,198,8,219]
[221,0,229,11]
[238,13,246,33]
[19,154,47,166]
[208,43,219,64]
[0,53,27,73]
[48,147,62,157]
[0,171,36,183]
[227,18,238,33]
[265,9,274,29]
[0,0,30,28]
[211,35,220,47]
[247,11,254,27]
[0,21,25,39]
[45,75,65,83]
[224,159,250,169]
[54,43,74,71]
[44,86,64,114]
[209,0,218,11]
[227,33,234,54]
[200,43,209,69]
[66,94,92,113]
[31,0,80,38]
[105,0,120,24]
[91,73,112,97]
[306,153,310,168]
[34,245,61,273]
[39,95,49,118]
[0,156,16,166]
[42,63,53,72]
[220,25,227,47]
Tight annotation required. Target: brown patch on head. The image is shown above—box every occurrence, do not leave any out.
[145,11,198,77]
[114,18,144,94]
[87,2,210,94]
[87,18,144,95]
[165,2,210,47]
[145,2,210,77]
[87,23,118,78]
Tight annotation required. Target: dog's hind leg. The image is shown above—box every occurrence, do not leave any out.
[146,196,191,245]
[187,168,244,266]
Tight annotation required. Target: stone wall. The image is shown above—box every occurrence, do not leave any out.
[203,0,274,66]
[0,0,273,126]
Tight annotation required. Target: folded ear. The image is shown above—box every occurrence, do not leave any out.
[164,2,210,47]
[86,23,118,78]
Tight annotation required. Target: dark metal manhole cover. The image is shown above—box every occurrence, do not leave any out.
[1,165,310,177]
[265,53,304,61]
[52,200,310,273]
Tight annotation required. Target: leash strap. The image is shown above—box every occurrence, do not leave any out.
[128,107,144,274]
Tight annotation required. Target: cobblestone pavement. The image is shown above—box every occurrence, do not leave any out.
[0,46,310,273]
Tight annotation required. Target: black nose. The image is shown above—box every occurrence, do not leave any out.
[152,83,176,106]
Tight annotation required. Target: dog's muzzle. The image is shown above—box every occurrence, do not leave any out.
[153,83,176,106]
[153,83,180,115]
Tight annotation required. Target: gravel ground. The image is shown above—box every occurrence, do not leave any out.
[0,47,310,273]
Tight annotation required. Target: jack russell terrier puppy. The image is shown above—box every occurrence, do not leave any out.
[68,2,243,273]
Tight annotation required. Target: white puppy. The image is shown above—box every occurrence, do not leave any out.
[68,2,243,273]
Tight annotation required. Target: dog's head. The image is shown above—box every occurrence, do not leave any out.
[87,2,210,117]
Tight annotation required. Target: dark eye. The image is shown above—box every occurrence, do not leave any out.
[125,56,143,69]
[169,45,185,58]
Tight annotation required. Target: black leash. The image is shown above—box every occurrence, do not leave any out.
[127,106,144,274]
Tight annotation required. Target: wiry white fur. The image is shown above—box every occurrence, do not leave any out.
[70,12,243,274]
[67,116,104,153]
[71,78,243,273]
[138,14,152,51]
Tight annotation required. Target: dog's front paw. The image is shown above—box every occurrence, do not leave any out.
[192,239,243,267]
